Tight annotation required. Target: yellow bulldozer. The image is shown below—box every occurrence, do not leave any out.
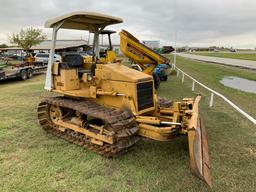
[38,11,212,187]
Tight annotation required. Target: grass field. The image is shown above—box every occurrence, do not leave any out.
[0,59,256,192]
[192,52,256,61]
[171,55,256,117]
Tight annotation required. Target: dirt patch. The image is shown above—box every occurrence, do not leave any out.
[1,153,20,162]
[55,171,66,181]
[126,178,133,187]
[248,147,256,157]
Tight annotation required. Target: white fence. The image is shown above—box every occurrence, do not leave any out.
[173,64,256,125]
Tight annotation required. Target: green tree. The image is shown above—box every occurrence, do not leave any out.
[9,27,47,55]
[0,44,8,48]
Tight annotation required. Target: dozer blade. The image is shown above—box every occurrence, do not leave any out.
[187,96,212,187]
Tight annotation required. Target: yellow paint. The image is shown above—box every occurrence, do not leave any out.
[119,29,169,75]
[43,12,209,186]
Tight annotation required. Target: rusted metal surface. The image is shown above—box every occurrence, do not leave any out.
[200,119,212,187]
[158,96,173,108]
[188,96,212,187]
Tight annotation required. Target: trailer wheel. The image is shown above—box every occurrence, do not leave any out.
[20,70,28,80]
[153,73,160,89]
[161,75,168,81]
[27,69,33,78]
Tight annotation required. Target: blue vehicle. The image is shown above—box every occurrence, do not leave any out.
[154,64,171,81]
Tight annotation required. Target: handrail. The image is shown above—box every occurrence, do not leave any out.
[173,65,256,125]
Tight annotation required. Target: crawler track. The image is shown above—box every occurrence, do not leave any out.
[37,97,139,157]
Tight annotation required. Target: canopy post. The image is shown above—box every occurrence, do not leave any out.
[94,31,100,60]
[44,22,63,90]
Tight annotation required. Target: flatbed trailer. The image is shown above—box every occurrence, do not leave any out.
[0,62,47,81]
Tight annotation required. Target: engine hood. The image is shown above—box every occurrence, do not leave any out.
[95,63,152,83]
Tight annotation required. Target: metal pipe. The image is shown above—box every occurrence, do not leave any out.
[159,109,174,114]
[209,93,214,107]
[108,33,113,50]
[94,31,99,59]
[161,121,181,126]
[173,31,177,67]
[192,80,195,91]
[44,27,57,90]
[44,21,63,90]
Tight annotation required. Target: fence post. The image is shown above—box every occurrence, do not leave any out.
[192,80,195,91]
[182,73,185,83]
[174,66,256,125]
[209,93,214,107]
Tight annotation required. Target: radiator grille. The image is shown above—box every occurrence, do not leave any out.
[137,81,154,111]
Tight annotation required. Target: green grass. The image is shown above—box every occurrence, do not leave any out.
[172,55,256,117]
[192,52,256,61]
[0,61,256,192]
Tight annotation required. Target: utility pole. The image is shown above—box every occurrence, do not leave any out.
[173,31,177,68]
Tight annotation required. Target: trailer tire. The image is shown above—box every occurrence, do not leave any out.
[153,73,160,89]
[161,75,168,81]
[20,70,28,80]
[27,68,33,79]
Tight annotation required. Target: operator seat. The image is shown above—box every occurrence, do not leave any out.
[61,53,90,78]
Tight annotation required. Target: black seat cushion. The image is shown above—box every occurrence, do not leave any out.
[62,53,83,68]
[61,53,93,78]
[99,51,106,58]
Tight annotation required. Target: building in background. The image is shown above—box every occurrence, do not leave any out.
[32,40,90,53]
[0,40,90,54]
